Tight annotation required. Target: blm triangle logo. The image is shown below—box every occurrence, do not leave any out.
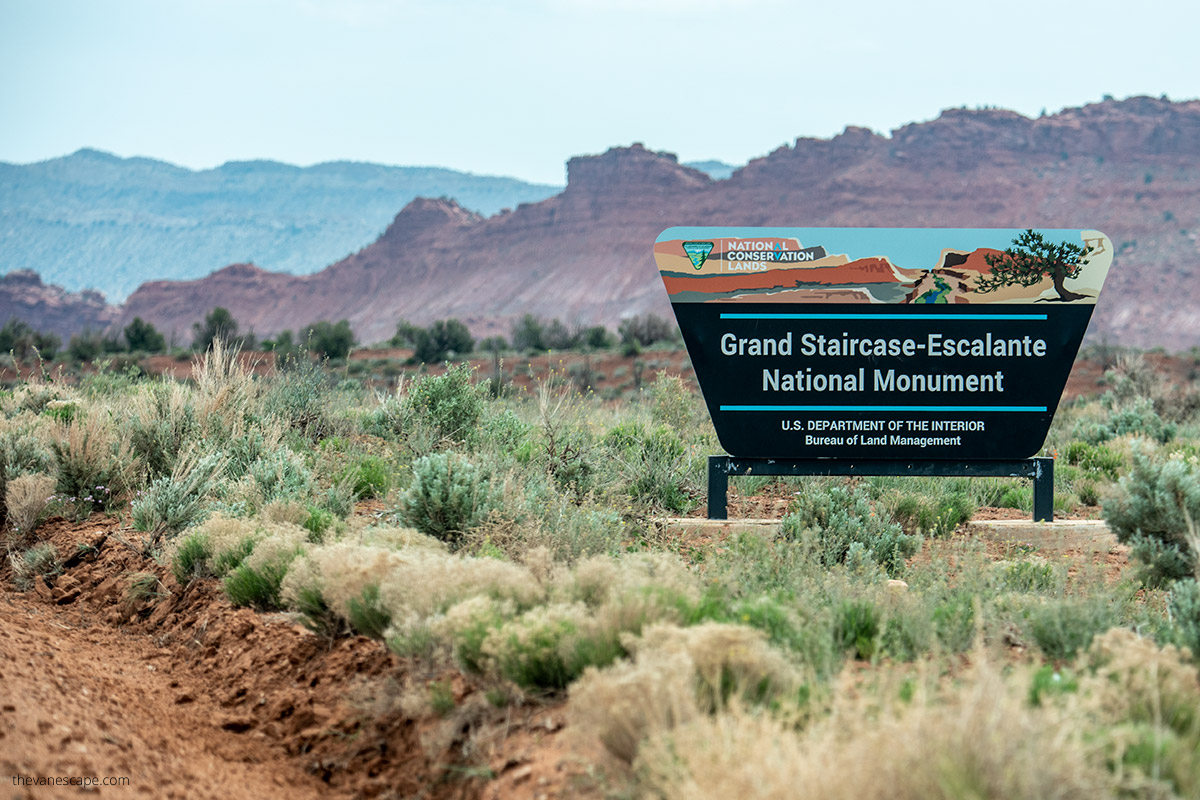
[682,241,714,270]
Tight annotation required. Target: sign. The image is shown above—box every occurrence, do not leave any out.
[655,228,1112,459]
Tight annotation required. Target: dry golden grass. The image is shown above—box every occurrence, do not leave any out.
[5,473,56,541]
[634,656,1110,800]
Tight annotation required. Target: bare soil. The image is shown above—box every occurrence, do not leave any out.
[0,516,592,800]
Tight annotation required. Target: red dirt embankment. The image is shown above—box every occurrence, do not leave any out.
[0,517,586,800]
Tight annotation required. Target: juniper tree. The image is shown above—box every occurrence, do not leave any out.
[975,229,1095,302]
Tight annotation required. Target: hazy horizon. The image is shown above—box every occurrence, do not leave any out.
[4,0,1199,185]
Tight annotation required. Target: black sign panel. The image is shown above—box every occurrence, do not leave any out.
[656,228,1112,460]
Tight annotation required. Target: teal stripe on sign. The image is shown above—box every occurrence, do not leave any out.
[719,405,1047,412]
[718,313,1047,321]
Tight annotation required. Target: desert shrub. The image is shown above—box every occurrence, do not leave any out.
[131,450,227,548]
[1063,440,1125,480]
[474,408,533,458]
[1027,598,1116,661]
[346,584,392,639]
[1074,394,1174,445]
[648,371,700,432]
[1103,448,1200,586]
[931,593,977,653]
[222,525,306,610]
[264,354,334,439]
[563,552,699,609]
[1167,579,1200,658]
[122,382,198,480]
[8,541,60,589]
[466,477,626,563]
[481,602,622,690]
[399,453,496,548]
[782,484,918,576]
[377,549,541,620]
[302,319,355,359]
[632,662,1108,800]
[51,415,133,516]
[618,313,677,347]
[432,595,517,673]
[606,423,699,513]
[0,426,54,477]
[1076,479,1101,507]
[336,454,392,499]
[887,489,975,537]
[570,622,804,765]
[247,447,313,504]
[5,473,55,542]
[171,530,212,584]
[402,364,483,444]
[524,376,599,496]
[835,599,880,660]
[1000,558,1059,593]
[1083,629,1200,794]
[281,542,409,625]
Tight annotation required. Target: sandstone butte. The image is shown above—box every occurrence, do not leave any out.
[42,96,1200,349]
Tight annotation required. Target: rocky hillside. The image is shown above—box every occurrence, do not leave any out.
[0,149,561,301]
[118,97,1200,349]
[0,270,119,341]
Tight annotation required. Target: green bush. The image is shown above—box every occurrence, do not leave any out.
[483,604,623,691]
[346,584,392,639]
[223,560,290,610]
[1026,598,1115,661]
[131,451,227,550]
[1074,394,1175,445]
[336,454,391,499]
[399,453,496,548]
[171,531,212,584]
[248,448,313,504]
[834,599,880,660]
[1063,440,1125,480]
[265,355,334,439]
[1168,579,1200,657]
[1103,449,1200,586]
[782,484,918,576]
[608,423,698,513]
[9,542,60,590]
[413,319,474,363]
[303,506,337,541]
[403,363,484,444]
[931,593,976,653]
[1000,559,1058,593]
[888,490,974,537]
[212,536,255,577]
[302,320,355,359]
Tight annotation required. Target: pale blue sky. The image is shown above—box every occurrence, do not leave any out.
[2,0,1197,185]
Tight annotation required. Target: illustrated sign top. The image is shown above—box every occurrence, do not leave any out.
[655,228,1112,460]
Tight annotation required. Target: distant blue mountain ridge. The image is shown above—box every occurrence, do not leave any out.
[0,148,566,301]
[0,149,741,302]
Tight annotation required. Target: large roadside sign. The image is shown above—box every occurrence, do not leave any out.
[655,228,1112,459]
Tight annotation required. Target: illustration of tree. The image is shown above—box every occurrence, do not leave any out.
[974,229,1095,302]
